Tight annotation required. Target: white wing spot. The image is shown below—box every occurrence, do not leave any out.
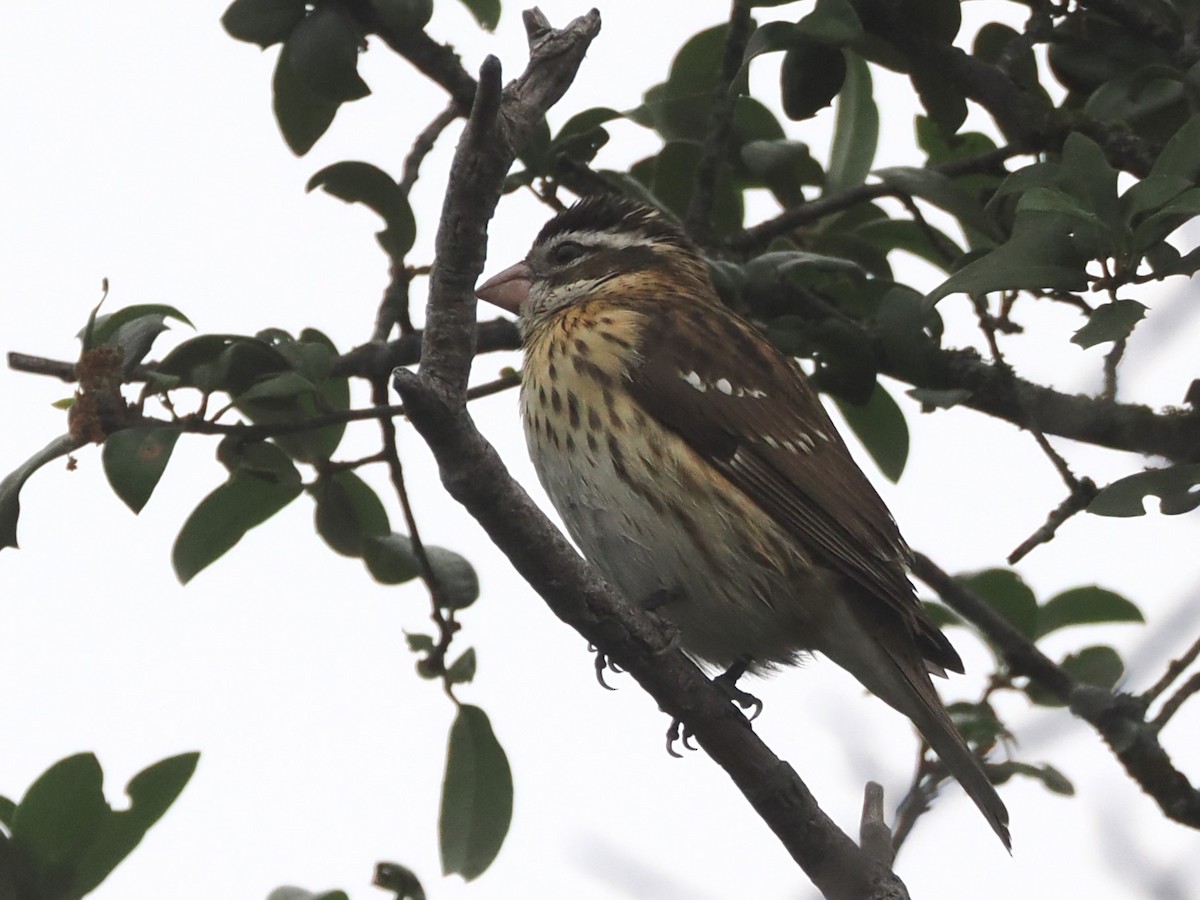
[681,370,706,392]
[762,436,779,449]
[796,433,815,452]
[716,378,733,395]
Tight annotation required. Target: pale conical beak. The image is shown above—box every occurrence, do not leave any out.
[475,261,532,315]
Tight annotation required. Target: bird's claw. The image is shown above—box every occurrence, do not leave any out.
[591,644,623,690]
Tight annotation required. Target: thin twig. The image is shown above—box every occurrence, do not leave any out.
[369,369,453,667]
[913,552,1200,829]
[1142,633,1200,704]
[889,747,941,854]
[1151,672,1200,732]
[372,266,414,342]
[1103,337,1127,402]
[730,146,1023,251]
[683,0,754,246]
[1007,478,1099,564]
[399,103,461,198]
[974,297,1086,493]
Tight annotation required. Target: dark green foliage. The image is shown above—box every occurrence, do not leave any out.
[439,705,513,881]
[102,428,181,514]
[2,753,197,900]
[307,161,417,260]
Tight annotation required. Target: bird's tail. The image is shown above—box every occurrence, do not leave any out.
[885,658,1011,850]
[822,620,1011,849]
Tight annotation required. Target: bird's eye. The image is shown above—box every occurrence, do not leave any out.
[548,240,587,265]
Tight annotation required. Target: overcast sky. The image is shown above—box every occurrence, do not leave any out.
[3,3,1200,899]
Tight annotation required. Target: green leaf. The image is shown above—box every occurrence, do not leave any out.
[633,25,740,144]
[991,761,1075,795]
[369,0,434,33]
[273,35,341,155]
[0,796,14,829]
[307,161,416,259]
[217,437,301,482]
[440,705,513,881]
[1130,186,1200,249]
[423,543,480,608]
[1120,174,1192,223]
[926,211,1091,305]
[0,434,81,551]
[826,51,877,193]
[446,648,477,686]
[172,471,303,584]
[222,0,307,48]
[780,42,846,120]
[910,57,966,136]
[362,534,480,607]
[312,470,390,557]
[233,331,348,464]
[1088,464,1200,517]
[1149,113,1200,180]
[875,166,999,241]
[832,382,908,482]
[268,890,350,900]
[1057,132,1121,227]
[457,0,500,31]
[636,142,743,234]
[102,427,181,514]
[234,371,316,404]
[64,753,199,899]
[1037,586,1144,638]
[157,334,287,394]
[372,863,426,900]
[83,304,194,373]
[10,754,108,894]
[1063,645,1125,689]
[854,218,963,270]
[1071,299,1147,349]
[406,633,436,653]
[550,107,622,164]
[286,4,369,102]
[362,533,422,585]
[957,568,1038,639]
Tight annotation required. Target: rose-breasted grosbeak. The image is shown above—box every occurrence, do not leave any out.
[477,195,1010,848]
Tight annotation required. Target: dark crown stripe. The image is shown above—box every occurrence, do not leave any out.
[536,194,696,254]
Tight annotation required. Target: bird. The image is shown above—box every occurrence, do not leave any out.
[475,193,1010,849]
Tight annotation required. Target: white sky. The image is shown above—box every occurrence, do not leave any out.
[2,2,1199,899]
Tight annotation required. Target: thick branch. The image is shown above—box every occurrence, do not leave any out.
[393,10,907,899]
[884,345,1200,465]
[684,0,754,246]
[11,312,1200,465]
[912,553,1200,830]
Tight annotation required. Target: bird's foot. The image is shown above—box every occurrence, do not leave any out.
[590,645,624,691]
[713,658,763,721]
[665,658,761,757]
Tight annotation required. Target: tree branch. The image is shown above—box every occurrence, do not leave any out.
[391,9,909,898]
[912,552,1200,830]
[729,146,1022,252]
[684,0,754,246]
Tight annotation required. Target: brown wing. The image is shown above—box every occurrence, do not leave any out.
[624,295,962,675]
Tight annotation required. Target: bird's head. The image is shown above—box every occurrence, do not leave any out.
[476,195,714,333]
